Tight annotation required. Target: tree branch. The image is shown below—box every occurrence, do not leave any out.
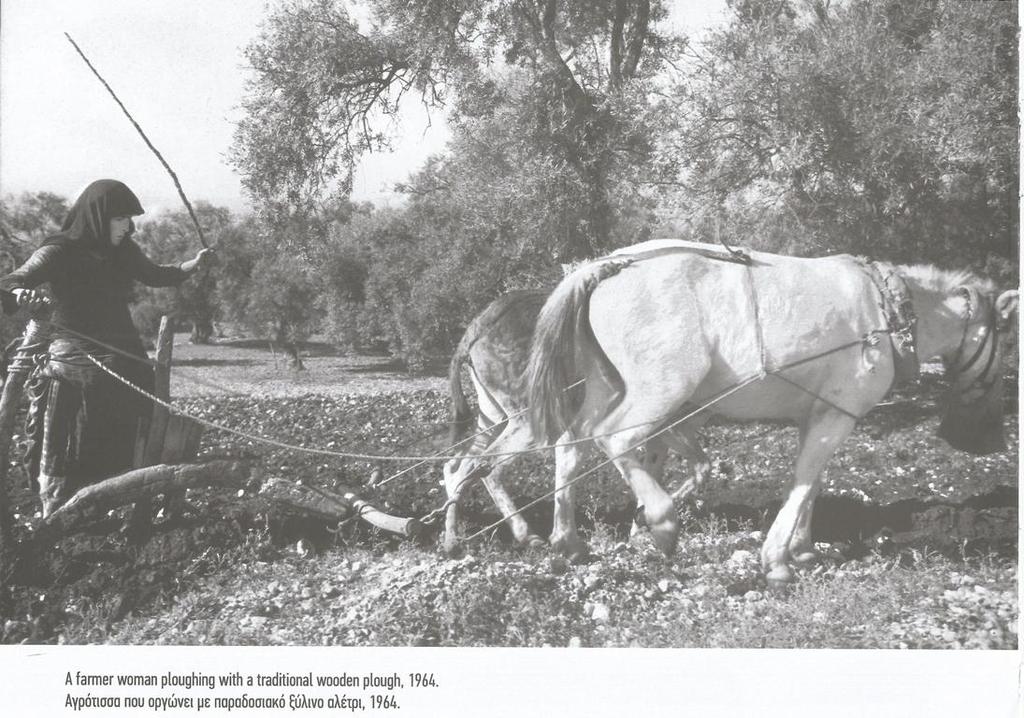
[621,0,651,79]
[609,0,628,89]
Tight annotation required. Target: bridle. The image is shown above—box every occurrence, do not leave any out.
[946,288,1002,401]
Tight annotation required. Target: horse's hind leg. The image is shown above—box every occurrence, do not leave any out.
[629,425,710,537]
[550,434,589,561]
[788,481,823,565]
[628,436,669,536]
[763,410,855,585]
[663,423,712,503]
[588,418,678,554]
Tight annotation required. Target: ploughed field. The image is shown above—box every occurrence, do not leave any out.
[0,338,1017,648]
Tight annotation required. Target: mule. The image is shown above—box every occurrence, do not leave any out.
[527,239,1017,584]
[443,289,710,559]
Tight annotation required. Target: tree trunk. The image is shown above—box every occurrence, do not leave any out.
[190,318,213,344]
[286,342,305,371]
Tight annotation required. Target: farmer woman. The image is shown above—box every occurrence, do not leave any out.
[0,179,212,517]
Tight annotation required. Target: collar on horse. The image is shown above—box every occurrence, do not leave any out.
[863,260,919,384]
[947,287,1002,400]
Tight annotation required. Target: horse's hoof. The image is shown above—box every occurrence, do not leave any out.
[765,565,795,592]
[551,536,591,563]
[648,517,679,556]
[790,550,819,566]
[442,538,464,559]
[526,534,547,549]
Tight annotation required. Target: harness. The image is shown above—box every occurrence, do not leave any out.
[946,288,1002,400]
[862,260,920,385]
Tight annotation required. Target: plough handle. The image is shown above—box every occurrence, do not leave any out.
[343,493,424,539]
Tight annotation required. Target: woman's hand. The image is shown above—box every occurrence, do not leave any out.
[181,248,215,274]
[12,288,49,312]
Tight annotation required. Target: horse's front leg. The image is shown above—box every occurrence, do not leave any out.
[763,410,856,586]
[473,420,544,550]
[442,457,476,556]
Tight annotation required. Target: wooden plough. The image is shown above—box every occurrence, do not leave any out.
[0,311,421,585]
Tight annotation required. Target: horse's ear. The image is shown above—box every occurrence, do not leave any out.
[995,289,1019,327]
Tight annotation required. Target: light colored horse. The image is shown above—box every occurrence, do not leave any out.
[527,239,1018,584]
[442,289,710,559]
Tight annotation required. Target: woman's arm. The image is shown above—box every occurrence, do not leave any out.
[121,238,191,287]
[0,244,64,291]
[0,245,64,313]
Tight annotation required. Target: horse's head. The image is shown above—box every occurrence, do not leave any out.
[937,287,1018,455]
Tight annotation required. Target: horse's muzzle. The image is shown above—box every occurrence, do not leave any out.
[937,394,1006,455]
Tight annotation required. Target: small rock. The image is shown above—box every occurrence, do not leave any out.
[613,541,629,553]
[583,575,603,592]
[296,539,314,558]
[591,603,611,623]
[657,579,671,593]
[567,636,583,648]
[748,531,763,542]
[300,587,314,599]
[743,590,763,602]
[321,583,340,598]
[728,549,755,565]
[266,581,282,596]
[350,561,364,573]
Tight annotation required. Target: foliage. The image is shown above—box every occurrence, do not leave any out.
[0,191,71,345]
[232,0,682,260]
[0,191,69,272]
[660,0,1018,278]
[215,217,324,368]
[133,203,235,342]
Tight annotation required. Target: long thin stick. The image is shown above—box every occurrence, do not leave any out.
[64,32,209,249]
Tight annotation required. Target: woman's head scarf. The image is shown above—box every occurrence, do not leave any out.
[43,179,144,252]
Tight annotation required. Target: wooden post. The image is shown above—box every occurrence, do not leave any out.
[126,316,173,534]
[144,315,173,465]
[0,314,49,575]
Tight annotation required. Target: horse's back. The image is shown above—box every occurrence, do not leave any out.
[584,245,891,418]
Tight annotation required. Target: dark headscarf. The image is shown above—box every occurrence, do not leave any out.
[43,179,144,253]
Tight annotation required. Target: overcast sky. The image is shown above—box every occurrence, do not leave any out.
[0,0,726,217]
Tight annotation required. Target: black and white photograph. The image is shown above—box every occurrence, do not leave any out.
[0,0,1019,714]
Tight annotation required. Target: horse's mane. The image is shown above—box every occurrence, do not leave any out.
[897,264,996,295]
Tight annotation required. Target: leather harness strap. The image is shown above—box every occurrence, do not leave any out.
[862,260,920,385]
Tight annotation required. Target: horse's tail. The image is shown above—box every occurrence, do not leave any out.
[527,258,631,443]
[447,328,476,448]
